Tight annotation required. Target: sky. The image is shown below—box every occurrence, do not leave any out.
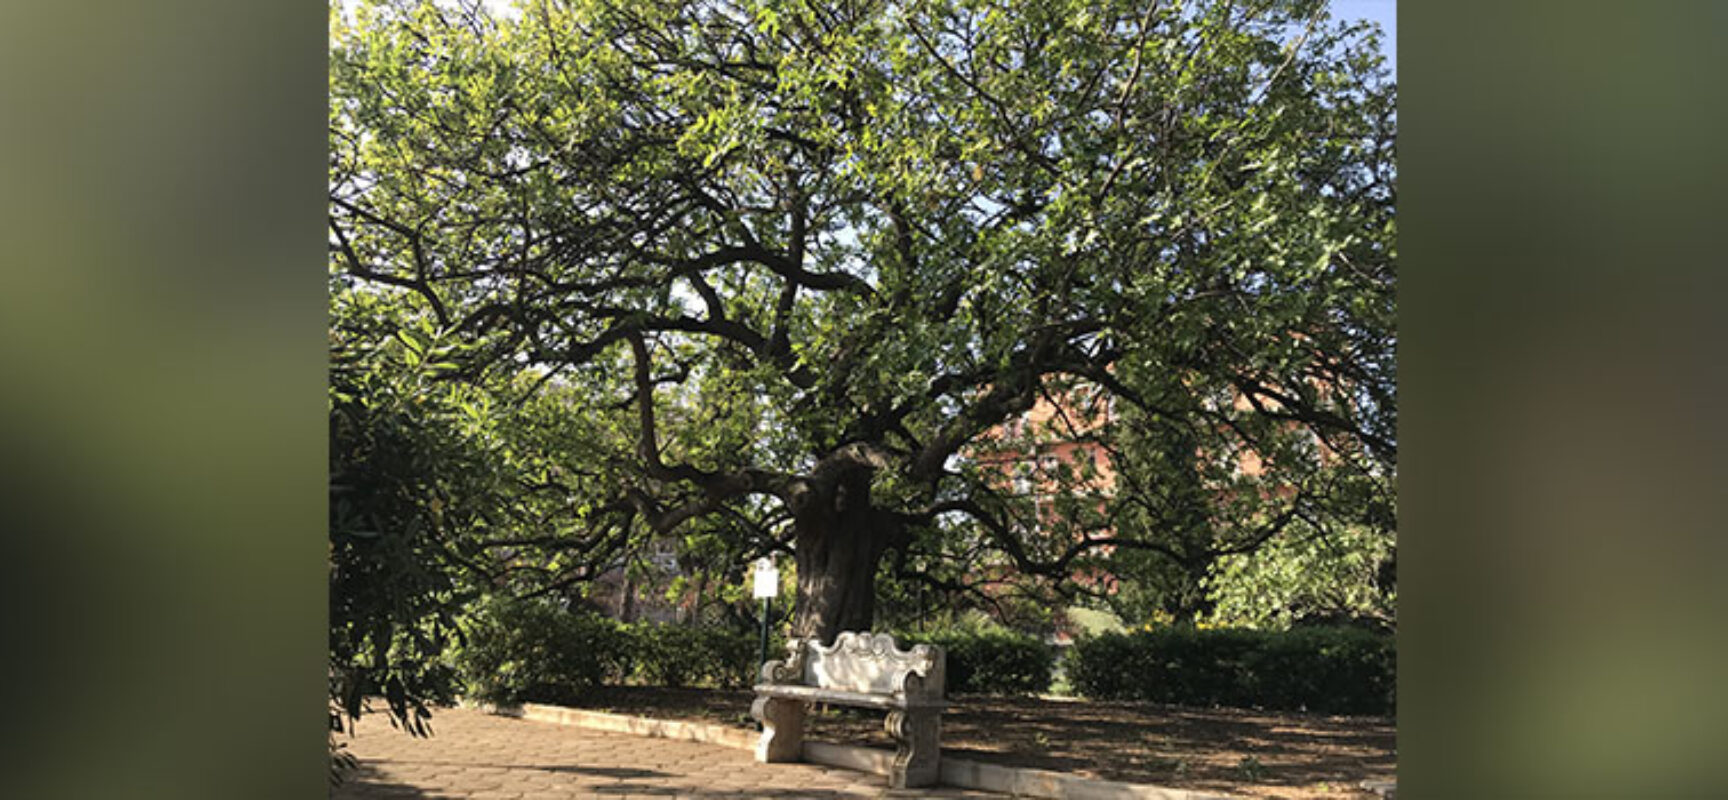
[1329,0,1397,73]
[477,0,1395,73]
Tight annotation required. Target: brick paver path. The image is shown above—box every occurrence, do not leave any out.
[333,706,1007,799]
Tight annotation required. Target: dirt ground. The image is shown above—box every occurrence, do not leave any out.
[569,686,1395,799]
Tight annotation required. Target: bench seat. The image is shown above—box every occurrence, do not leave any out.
[752,683,948,710]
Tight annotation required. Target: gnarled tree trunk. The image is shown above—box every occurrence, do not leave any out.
[790,464,903,644]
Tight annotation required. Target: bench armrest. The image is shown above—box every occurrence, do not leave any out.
[894,668,929,698]
[759,639,809,685]
[891,643,945,702]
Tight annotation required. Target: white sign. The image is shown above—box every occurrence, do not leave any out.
[752,557,780,599]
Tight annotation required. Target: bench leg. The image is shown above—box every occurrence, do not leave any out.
[750,696,806,763]
[885,709,940,788]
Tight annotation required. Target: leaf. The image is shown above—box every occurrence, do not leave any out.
[330,0,1397,653]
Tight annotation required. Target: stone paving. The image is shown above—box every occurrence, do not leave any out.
[332,705,1009,799]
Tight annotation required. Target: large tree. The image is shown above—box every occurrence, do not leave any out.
[330,0,1395,643]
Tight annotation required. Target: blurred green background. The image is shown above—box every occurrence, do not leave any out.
[1401,2,1728,797]
[0,2,325,799]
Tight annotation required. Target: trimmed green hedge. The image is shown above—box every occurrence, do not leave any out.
[455,598,774,704]
[1066,626,1394,715]
[622,621,763,690]
[454,597,629,706]
[898,628,1056,696]
[455,598,1061,703]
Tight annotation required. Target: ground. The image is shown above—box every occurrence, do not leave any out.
[572,687,1396,800]
[333,704,1004,799]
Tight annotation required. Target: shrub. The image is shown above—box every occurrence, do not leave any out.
[898,628,1056,696]
[1067,625,1394,715]
[457,596,786,701]
[624,622,763,689]
[453,596,628,706]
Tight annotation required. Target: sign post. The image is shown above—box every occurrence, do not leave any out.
[752,557,780,677]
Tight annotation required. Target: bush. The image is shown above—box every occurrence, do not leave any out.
[456,596,779,702]
[624,622,763,689]
[453,596,628,706]
[1066,625,1394,715]
[898,628,1056,696]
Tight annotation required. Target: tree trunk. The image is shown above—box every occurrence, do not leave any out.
[790,465,898,644]
[1167,558,1215,626]
[619,571,637,622]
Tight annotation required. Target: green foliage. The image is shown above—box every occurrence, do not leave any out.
[1067,625,1394,715]
[1237,755,1267,782]
[454,596,630,706]
[624,621,768,689]
[1204,521,1396,630]
[328,700,358,786]
[329,287,509,733]
[1100,384,1398,630]
[329,278,654,733]
[455,596,779,701]
[898,627,1056,696]
[332,0,1396,639]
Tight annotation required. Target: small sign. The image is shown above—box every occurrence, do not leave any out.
[752,557,780,599]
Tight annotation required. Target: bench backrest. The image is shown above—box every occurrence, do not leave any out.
[766,631,945,702]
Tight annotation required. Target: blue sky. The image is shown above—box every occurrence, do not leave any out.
[1331,0,1397,72]
[476,0,1395,74]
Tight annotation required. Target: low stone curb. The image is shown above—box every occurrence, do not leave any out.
[476,701,761,749]
[935,758,1232,800]
[472,700,1235,800]
[1360,778,1396,798]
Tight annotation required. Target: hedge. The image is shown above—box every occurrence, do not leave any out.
[454,598,1062,703]
[453,597,630,706]
[622,621,765,690]
[1066,626,1394,715]
[454,598,774,704]
[897,628,1056,696]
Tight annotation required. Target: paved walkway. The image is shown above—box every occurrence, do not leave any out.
[332,705,1007,799]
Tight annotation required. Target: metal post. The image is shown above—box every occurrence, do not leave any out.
[759,596,771,672]
[751,556,779,693]
[917,581,925,633]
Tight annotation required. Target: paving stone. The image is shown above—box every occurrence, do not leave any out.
[333,706,1008,800]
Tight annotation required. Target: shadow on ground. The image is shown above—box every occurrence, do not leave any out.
[355,759,671,779]
[332,762,439,798]
[573,686,1396,799]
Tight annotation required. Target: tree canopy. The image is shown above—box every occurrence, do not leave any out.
[330,0,1395,643]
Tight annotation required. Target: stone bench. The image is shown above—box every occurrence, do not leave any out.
[751,631,946,788]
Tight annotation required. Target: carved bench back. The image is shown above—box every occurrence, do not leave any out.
[766,631,945,702]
